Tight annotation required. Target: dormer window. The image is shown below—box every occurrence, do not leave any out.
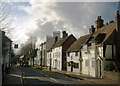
[68,52,70,57]
[75,51,78,56]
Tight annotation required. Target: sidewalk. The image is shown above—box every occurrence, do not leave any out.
[2,66,23,86]
[51,68,120,85]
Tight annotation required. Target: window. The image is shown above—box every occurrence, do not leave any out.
[92,61,95,68]
[68,52,70,57]
[68,62,70,66]
[85,60,89,66]
[75,52,78,56]
[80,51,81,58]
[14,44,18,48]
[53,53,54,58]
[59,52,60,58]
[71,56,73,60]
[74,63,79,68]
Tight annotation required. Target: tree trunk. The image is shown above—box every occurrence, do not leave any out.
[32,57,34,66]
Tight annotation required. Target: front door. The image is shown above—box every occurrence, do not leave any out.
[80,61,82,72]
[71,61,73,72]
[97,60,102,77]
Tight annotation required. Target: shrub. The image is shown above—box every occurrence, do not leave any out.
[106,64,115,71]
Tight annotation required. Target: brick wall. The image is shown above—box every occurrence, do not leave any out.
[62,35,76,70]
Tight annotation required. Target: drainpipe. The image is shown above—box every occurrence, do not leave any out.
[95,44,98,77]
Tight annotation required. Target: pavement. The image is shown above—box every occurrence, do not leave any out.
[2,66,23,86]
[51,68,120,85]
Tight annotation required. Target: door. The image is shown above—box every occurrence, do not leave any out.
[97,60,102,77]
[71,61,73,72]
[80,61,82,72]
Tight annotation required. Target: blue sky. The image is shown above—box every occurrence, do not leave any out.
[3,1,119,47]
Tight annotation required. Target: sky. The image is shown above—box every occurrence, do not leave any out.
[1,0,120,52]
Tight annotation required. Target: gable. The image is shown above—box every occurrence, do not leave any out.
[88,22,116,45]
[52,34,76,49]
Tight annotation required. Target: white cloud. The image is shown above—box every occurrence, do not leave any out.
[10,1,117,46]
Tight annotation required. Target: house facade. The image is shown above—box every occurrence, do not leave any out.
[0,30,2,86]
[51,31,76,71]
[39,42,46,67]
[81,11,120,77]
[2,31,12,70]
[46,31,60,68]
[0,30,12,85]
[67,35,90,73]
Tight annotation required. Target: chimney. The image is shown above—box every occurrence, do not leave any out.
[55,36,58,43]
[115,11,120,32]
[89,25,95,34]
[95,16,104,30]
[115,11,120,60]
[62,31,68,38]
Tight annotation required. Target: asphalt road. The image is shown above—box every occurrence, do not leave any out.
[4,66,97,86]
[18,66,97,86]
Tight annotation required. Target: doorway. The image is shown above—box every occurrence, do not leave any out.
[71,61,73,72]
[80,61,82,72]
[97,59,102,77]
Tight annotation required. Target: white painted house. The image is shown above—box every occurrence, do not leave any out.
[51,31,76,71]
[67,35,90,73]
[46,31,60,68]
[81,12,120,78]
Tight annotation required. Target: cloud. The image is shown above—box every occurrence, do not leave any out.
[10,1,117,46]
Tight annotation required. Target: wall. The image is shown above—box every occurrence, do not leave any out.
[89,43,96,77]
[104,45,116,70]
[52,46,62,70]
[67,52,71,72]
[62,35,76,70]
[67,52,80,73]
[35,49,40,65]
[82,47,89,75]
[47,51,51,67]
[0,30,2,86]
[46,31,60,67]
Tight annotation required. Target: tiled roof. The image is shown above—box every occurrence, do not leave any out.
[89,22,116,44]
[67,34,90,52]
[52,34,75,49]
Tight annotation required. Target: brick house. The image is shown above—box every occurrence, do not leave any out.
[51,31,76,71]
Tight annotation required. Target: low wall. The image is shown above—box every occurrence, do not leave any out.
[104,71,120,83]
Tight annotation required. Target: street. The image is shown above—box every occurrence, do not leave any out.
[3,66,96,86]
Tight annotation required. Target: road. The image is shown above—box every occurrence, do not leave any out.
[4,66,97,86]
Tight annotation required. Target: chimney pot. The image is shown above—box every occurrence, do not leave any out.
[95,16,104,30]
[62,31,68,38]
[89,25,95,34]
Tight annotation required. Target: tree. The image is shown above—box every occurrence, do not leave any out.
[0,1,12,30]
[20,37,37,66]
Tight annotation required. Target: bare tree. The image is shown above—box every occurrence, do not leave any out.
[20,36,37,66]
[0,1,12,30]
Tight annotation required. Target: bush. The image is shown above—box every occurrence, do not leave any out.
[106,64,115,71]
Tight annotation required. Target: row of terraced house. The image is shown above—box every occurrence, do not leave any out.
[35,11,120,78]
[0,30,12,86]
